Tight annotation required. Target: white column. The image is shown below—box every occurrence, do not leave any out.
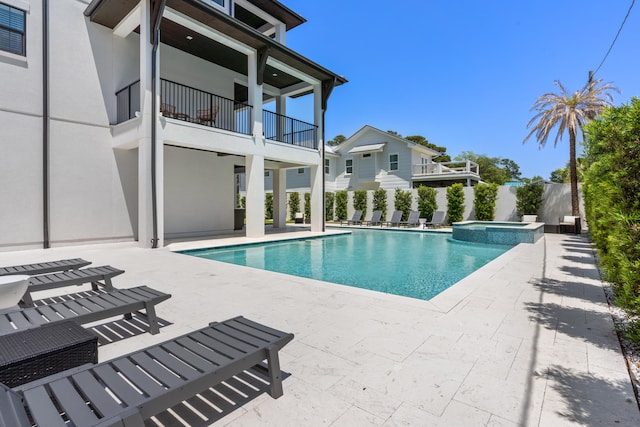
[245,154,265,238]
[309,164,323,232]
[138,0,153,248]
[275,95,286,142]
[248,51,263,139]
[272,169,287,228]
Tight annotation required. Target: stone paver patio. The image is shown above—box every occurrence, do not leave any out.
[1,231,638,426]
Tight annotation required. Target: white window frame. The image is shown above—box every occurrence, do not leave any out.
[325,158,330,174]
[297,168,305,175]
[0,1,26,57]
[389,153,399,172]
[200,0,229,14]
[345,158,353,175]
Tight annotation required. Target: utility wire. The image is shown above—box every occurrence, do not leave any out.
[592,0,635,77]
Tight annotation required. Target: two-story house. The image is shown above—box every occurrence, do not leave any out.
[0,0,346,250]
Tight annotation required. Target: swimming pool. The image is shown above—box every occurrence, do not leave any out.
[181,230,513,301]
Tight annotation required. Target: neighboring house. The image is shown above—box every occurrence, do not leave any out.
[0,0,345,250]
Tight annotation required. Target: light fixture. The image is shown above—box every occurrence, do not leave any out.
[272,73,278,77]
[186,35,193,40]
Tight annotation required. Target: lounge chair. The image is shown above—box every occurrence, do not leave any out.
[0,286,171,336]
[384,210,403,227]
[400,210,421,227]
[0,258,91,277]
[424,210,447,228]
[559,215,581,234]
[1,316,294,427]
[341,210,363,226]
[364,210,382,226]
[21,265,125,307]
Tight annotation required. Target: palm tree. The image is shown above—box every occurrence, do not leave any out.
[524,78,618,216]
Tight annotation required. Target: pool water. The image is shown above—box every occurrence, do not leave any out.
[182,230,513,301]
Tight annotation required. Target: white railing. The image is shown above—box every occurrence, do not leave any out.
[412,160,479,176]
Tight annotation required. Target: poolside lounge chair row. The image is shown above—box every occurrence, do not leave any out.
[0,259,295,426]
[340,210,447,228]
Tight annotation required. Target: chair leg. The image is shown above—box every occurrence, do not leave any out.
[143,301,160,335]
[266,346,283,398]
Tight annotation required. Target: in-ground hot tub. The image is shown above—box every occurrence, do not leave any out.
[452,221,544,245]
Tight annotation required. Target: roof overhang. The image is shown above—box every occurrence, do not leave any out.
[348,143,386,155]
[85,0,346,95]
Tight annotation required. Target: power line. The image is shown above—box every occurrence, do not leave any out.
[592,0,635,77]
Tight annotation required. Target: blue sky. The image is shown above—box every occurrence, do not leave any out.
[283,0,640,180]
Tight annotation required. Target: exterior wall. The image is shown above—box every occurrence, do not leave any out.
[164,146,235,238]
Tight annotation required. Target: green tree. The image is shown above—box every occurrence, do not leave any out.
[288,192,300,221]
[394,188,413,221]
[373,189,388,221]
[335,190,348,221]
[515,182,544,217]
[265,193,273,219]
[325,192,335,221]
[416,186,438,220]
[549,168,567,183]
[474,183,499,221]
[353,190,368,218]
[524,77,618,216]
[304,192,311,222]
[327,134,346,146]
[446,184,465,224]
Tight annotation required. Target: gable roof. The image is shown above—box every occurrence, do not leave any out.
[334,125,441,157]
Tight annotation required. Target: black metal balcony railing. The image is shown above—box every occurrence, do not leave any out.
[114,80,318,149]
[160,79,252,135]
[263,110,318,149]
[115,80,140,123]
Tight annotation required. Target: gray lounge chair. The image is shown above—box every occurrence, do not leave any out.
[384,210,403,227]
[341,210,363,225]
[364,210,383,226]
[0,258,91,277]
[400,210,421,227]
[0,316,294,427]
[21,265,125,307]
[0,286,171,336]
[424,210,447,228]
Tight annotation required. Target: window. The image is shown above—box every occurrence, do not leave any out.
[362,153,371,158]
[264,171,270,177]
[325,159,330,174]
[297,168,305,174]
[345,159,353,174]
[0,3,25,56]
[389,154,399,171]
[201,0,227,13]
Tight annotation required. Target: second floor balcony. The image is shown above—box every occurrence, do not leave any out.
[412,160,480,177]
[115,79,318,149]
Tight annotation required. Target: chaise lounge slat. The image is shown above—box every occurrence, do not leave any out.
[22,266,124,307]
[0,258,91,277]
[0,286,171,337]
[2,316,293,427]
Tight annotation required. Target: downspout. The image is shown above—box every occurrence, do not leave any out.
[321,111,325,232]
[42,0,50,248]
[150,0,166,248]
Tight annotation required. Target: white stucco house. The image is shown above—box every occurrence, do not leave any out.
[0,0,345,251]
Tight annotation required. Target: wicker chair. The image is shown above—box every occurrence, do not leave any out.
[197,105,219,125]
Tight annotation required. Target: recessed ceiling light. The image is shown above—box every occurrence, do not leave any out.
[272,73,278,77]
[186,35,193,40]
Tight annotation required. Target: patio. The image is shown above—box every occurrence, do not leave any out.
[0,232,638,426]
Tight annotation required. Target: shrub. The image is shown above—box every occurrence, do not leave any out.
[416,186,437,220]
[373,188,388,221]
[265,193,273,219]
[394,188,413,221]
[240,196,246,209]
[304,192,311,222]
[335,190,348,221]
[583,98,640,322]
[353,190,368,218]
[446,183,465,224]
[288,192,300,221]
[515,182,544,218]
[474,183,499,221]
[325,192,335,221]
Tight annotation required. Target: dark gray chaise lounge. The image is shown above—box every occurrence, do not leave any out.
[341,210,363,226]
[0,258,91,277]
[0,316,294,427]
[400,210,421,227]
[21,265,125,307]
[364,210,383,226]
[384,210,403,227]
[0,286,171,336]
[424,210,447,228]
